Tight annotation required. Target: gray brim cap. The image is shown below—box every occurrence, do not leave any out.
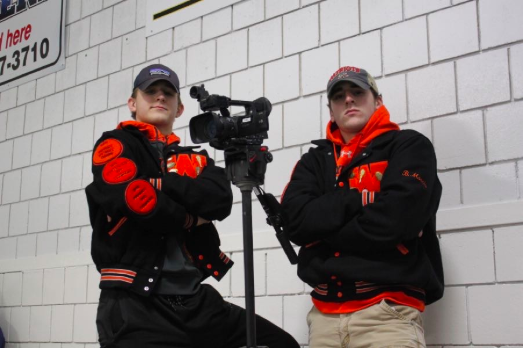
[327,66,379,98]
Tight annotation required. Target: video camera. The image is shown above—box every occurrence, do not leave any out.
[189,85,272,150]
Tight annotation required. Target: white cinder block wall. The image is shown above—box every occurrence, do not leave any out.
[1,0,523,346]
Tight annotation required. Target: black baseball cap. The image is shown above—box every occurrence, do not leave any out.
[133,64,180,92]
[327,66,379,98]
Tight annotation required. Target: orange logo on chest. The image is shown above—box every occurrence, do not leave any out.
[348,161,388,192]
[166,154,207,178]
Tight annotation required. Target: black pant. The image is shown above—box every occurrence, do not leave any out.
[96,285,300,348]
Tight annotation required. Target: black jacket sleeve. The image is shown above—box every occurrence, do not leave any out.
[159,151,233,221]
[85,132,189,231]
[281,151,363,246]
[327,133,442,252]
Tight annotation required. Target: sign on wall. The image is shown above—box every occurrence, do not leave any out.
[146,0,242,37]
[0,0,66,92]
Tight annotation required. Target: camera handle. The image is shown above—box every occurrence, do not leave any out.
[223,144,297,348]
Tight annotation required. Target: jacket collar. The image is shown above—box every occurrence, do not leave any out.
[117,120,181,145]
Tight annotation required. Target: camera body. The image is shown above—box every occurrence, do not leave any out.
[189,85,271,150]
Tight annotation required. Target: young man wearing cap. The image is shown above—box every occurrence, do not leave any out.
[86,64,299,348]
[281,66,444,347]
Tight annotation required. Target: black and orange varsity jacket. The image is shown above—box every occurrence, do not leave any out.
[281,129,444,310]
[85,122,233,296]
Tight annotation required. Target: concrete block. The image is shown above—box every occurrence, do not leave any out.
[37,231,58,256]
[255,296,283,328]
[68,17,90,55]
[21,165,41,201]
[0,88,18,112]
[377,74,407,124]
[136,0,146,28]
[267,248,303,294]
[266,0,299,19]
[108,69,133,108]
[0,140,13,173]
[90,7,113,46]
[2,272,22,306]
[9,201,28,236]
[495,226,523,282]
[72,116,95,154]
[264,147,301,196]
[340,31,382,77]
[469,284,523,344]
[217,30,247,76]
[12,134,32,169]
[383,17,428,74]
[94,109,118,140]
[456,49,510,111]
[62,155,84,193]
[29,306,52,342]
[64,266,88,303]
[6,106,25,139]
[82,0,102,17]
[320,0,359,45]
[283,295,311,345]
[462,162,517,205]
[36,74,56,100]
[0,236,16,260]
[64,85,86,122]
[519,161,523,200]
[173,18,201,51]
[43,93,65,129]
[438,170,461,208]
[17,81,36,106]
[423,286,469,344]
[56,56,77,92]
[82,152,92,188]
[30,129,51,165]
[87,265,101,303]
[0,111,6,141]
[361,0,402,33]
[147,29,173,61]
[479,0,523,49]
[66,0,81,25]
[122,28,146,69]
[265,55,300,104]
[283,5,319,56]
[70,190,90,227]
[407,62,457,121]
[99,38,123,77]
[112,0,136,37]
[10,307,30,342]
[16,233,36,258]
[249,18,282,66]
[40,160,62,196]
[77,47,99,85]
[203,7,232,40]
[3,170,21,204]
[232,0,264,30]
[231,251,266,297]
[48,194,70,230]
[0,204,8,237]
[405,0,450,18]
[159,50,186,88]
[428,2,479,62]
[187,40,216,84]
[73,304,98,342]
[301,43,338,96]
[433,111,485,169]
[43,268,65,304]
[512,43,523,100]
[104,0,123,7]
[485,101,523,162]
[28,198,49,233]
[22,270,43,305]
[440,230,495,285]
[24,99,45,134]
[50,123,73,160]
[85,78,108,116]
[231,66,263,102]
[50,305,74,342]
[284,95,321,147]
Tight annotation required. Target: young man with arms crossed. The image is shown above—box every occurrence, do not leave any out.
[86,64,299,348]
[281,66,444,347]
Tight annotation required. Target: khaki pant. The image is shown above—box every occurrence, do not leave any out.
[307,300,426,348]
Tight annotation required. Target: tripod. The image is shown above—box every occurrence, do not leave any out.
[224,142,298,348]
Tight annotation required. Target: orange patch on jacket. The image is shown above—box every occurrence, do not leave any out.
[125,180,157,215]
[348,161,388,192]
[102,157,137,184]
[93,139,123,165]
[166,154,207,178]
